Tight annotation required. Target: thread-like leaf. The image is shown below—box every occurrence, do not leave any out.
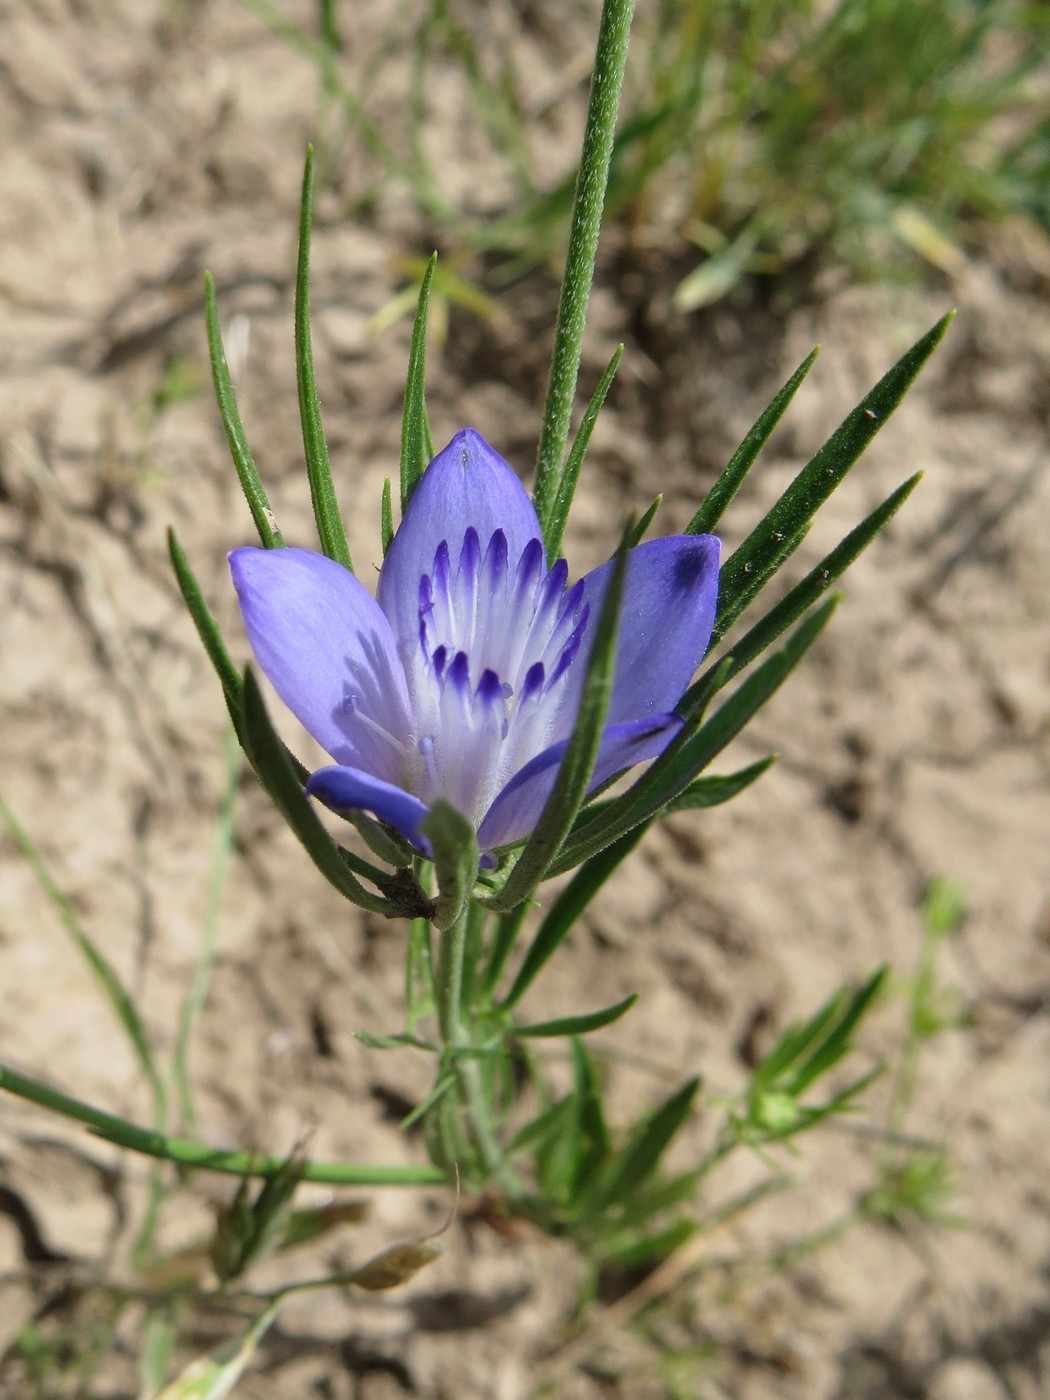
[295,146,353,571]
[552,598,837,874]
[168,529,244,737]
[501,826,645,1011]
[546,343,624,558]
[661,756,776,815]
[687,346,819,537]
[513,993,637,1039]
[400,252,438,511]
[203,272,283,550]
[706,473,922,693]
[717,313,953,618]
[581,1076,701,1219]
[241,670,396,914]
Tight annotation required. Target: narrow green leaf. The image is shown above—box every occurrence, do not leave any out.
[0,796,167,1129]
[240,670,396,914]
[380,476,395,553]
[355,1030,437,1052]
[168,528,245,739]
[203,272,284,550]
[551,599,837,874]
[601,1218,696,1268]
[791,967,887,1093]
[582,1076,701,1219]
[687,348,819,537]
[295,146,353,571]
[501,825,646,1011]
[420,800,479,931]
[660,756,776,815]
[400,252,438,511]
[514,993,637,1039]
[718,314,953,616]
[484,530,629,911]
[546,343,624,558]
[712,519,810,645]
[704,474,922,691]
[626,493,661,547]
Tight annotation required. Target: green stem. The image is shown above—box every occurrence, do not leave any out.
[0,1062,442,1187]
[532,0,635,547]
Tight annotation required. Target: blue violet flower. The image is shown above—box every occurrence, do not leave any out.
[230,430,719,859]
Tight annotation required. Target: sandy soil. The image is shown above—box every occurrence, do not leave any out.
[1,2,1049,1397]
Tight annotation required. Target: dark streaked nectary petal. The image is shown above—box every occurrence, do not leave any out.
[230,547,412,781]
[476,714,682,851]
[306,765,432,850]
[572,536,720,727]
[378,429,544,652]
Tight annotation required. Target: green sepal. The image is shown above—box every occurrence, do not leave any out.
[500,825,646,1011]
[484,529,628,911]
[545,343,624,558]
[419,800,479,931]
[295,146,353,572]
[203,273,284,550]
[580,1076,702,1221]
[551,598,837,874]
[716,313,953,629]
[687,347,819,537]
[240,669,400,915]
[400,252,438,512]
[513,993,637,1039]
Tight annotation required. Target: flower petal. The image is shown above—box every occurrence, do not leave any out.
[572,535,721,726]
[378,429,544,653]
[306,765,431,849]
[230,546,413,782]
[477,714,682,851]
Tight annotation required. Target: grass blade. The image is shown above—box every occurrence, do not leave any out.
[0,796,167,1129]
[204,272,283,550]
[501,826,645,1011]
[295,146,353,572]
[170,732,241,1132]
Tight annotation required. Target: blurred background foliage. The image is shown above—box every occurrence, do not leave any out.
[248,0,1050,305]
